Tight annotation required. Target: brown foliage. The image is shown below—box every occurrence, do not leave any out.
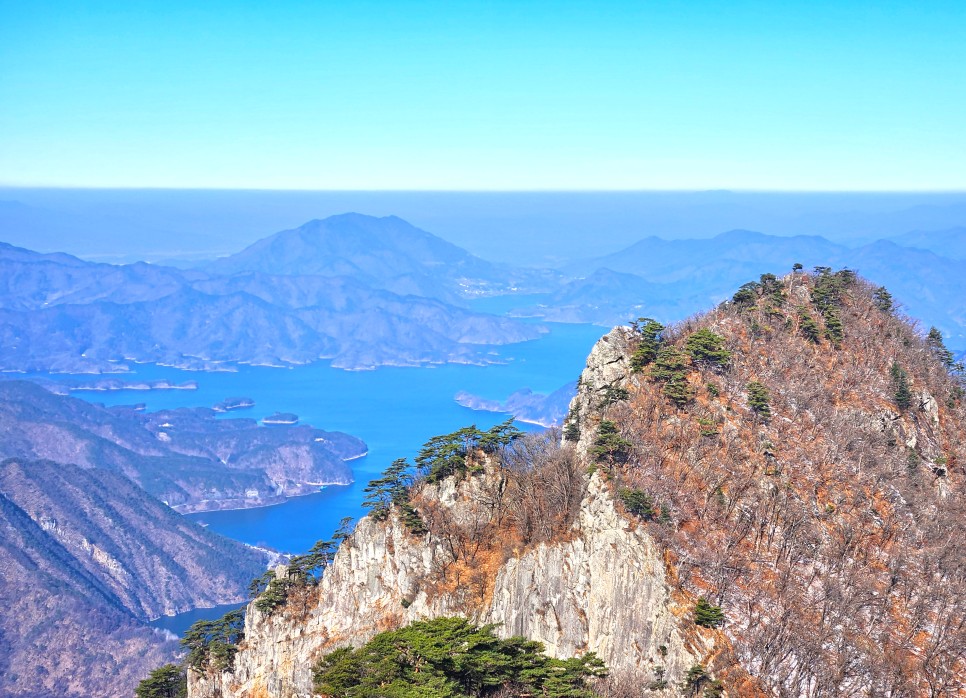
[413,429,587,614]
[610,272,966,696]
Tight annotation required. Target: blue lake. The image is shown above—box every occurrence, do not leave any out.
[45,321,604,634]
[59,322,604,555]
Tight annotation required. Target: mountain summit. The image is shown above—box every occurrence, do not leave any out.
[206,213,528,300]
[184,269,964,697]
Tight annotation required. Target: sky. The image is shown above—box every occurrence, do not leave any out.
[1,1,964,191]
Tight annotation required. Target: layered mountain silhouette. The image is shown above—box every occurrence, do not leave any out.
[0,380,364,511]
[3,214,966,376]
[206,213,554,301]
[517,229,966,344]
[0,218,547,372]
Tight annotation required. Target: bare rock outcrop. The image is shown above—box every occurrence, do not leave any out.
[190,473,703,698]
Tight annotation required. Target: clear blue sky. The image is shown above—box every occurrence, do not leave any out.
[1,1,963,190]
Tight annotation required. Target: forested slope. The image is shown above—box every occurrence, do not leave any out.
[566,269,965,695]
[181,269,964,698]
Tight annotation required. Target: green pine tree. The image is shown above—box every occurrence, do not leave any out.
[629,318,665,371]
[685,328,732,368]
[136,664,186,698]
[746,381,771,418]
[873,286,894,312]
[313,617,606,698]
[927,327,954,368]
[798,310,821,344]
[591,420,633,465]
[694,597,725,628]
[891,362,912,410]
[651,346,694,406]
[618,487,656,520]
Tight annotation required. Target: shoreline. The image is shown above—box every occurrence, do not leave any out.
[455,401,559,429]
[179,480,354,516]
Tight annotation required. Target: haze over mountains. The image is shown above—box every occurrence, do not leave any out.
[3,211,966,378]
[0,215,547,373]
[206,214,556,301]
[538,229,966,345]
[3,189,965,265]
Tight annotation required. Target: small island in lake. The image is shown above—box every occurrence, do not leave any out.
[213,396,255,412]
[263,411,299,425]
[455,380,577,427]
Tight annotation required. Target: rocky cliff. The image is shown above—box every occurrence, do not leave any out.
[187,270,966,697]
[190,472,714,698]
[187,334,722,698]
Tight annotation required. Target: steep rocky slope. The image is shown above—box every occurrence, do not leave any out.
[565,270,966,695]
[0,459,268,619]
[185,270,965,697]
[189,455,718,698]
[0,458,271,697]
[0,487,176,698]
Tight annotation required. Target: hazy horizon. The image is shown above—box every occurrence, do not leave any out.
[3,187,965,265]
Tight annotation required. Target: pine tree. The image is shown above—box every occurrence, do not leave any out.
[135,664,186,698]
[563,406,581,442]
[731,281,761,308]
[182,609,245,670]
[362,458,411,521]
[798,310,821,344]
[685,328,732,367]
[629,318,665,371]
[927,326,954,368]
[891,362,912,410]
[746,381,771,418]
[651,346,693,406]
[873,286,894,312]
[313,617,606,697]
[618,487,656,520]
[823,306,844,347]
[694,597,725,628]
[591,420,633,465]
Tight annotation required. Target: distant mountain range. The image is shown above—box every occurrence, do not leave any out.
[206,213,557,301]
[2,213,966,375]
[510,229,966,346]
[890,227,966,260]
[0,217,547,372]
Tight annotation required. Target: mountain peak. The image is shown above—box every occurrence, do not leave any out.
[190,269,966,698]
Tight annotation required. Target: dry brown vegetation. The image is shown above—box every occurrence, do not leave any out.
[600,270,966,696]
[260,270,964,696]
[413,428,588,610]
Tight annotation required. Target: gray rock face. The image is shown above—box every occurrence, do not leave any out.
[564,326,636,455]
[190,472,700,698]
[188,330,709,698]
[485,474,700,683]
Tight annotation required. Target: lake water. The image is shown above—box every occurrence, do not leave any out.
[49,321,603,633]
[61,322,603,553]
